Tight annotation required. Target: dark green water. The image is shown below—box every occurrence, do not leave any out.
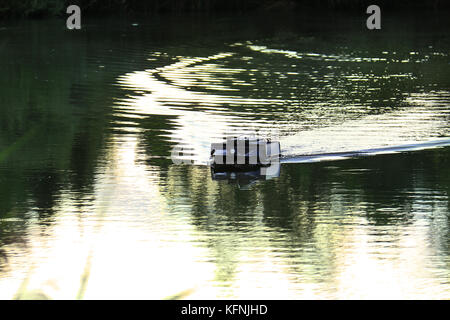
[0,13,449,299]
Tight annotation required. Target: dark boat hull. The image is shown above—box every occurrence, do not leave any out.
[210,137,280,172]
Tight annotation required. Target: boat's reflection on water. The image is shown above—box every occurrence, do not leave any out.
[211,163,281,189]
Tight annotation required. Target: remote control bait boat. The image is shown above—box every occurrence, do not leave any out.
[210,137,281,172]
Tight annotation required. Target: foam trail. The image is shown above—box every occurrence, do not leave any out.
[281,138,450,164]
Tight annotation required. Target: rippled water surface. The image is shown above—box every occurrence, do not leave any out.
[0,14,449,299]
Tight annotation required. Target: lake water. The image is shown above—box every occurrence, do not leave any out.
[0,12,449,299]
